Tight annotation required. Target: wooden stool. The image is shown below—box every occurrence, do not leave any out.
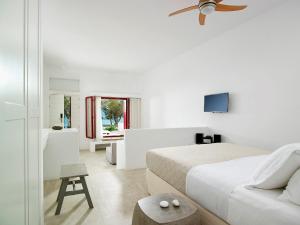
[132,193,200,225]
[55,163,93,215]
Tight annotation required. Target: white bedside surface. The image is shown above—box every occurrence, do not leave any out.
[43,128,80,180]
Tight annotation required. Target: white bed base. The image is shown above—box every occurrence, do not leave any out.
[146,169,229,225]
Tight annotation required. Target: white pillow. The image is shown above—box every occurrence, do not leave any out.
[249,143,300,189]
[279,168,300,205]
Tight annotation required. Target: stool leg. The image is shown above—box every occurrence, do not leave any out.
[56,179,64,202]
[80,176,94,208]
[55,178,68,215]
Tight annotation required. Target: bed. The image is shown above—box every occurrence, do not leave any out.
[146,143,300,225]
[146,143,268,225]
[227,186,300,225]
[186,155,268,221]
[186,155,300,225]
[146,143,269,193]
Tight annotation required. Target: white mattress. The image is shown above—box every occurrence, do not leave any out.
[186,155,267,220]
[228,186,300,225]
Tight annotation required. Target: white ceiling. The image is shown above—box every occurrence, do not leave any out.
[43,0,283,73]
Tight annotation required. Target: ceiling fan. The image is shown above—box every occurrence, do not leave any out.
[169,0,247,25]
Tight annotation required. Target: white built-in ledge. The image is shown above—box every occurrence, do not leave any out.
[43,128,80,180]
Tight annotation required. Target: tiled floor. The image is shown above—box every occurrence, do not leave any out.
[44,150,148,225]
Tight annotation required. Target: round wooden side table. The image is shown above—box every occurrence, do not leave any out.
[132,193,200,225]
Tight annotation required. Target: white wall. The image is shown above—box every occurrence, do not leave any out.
[121,127,210,169]
[42,64,80,128]
[49,94,64,127]
[141,1,300,150]
[80,71,142,149]
[43,66,143,149]
[42,75,80,128]
[49,78,80,92]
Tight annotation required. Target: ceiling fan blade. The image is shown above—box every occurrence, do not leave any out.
[169,5,198,17]
[215,4,247,12]
[199,13,206,25]
[200,0,222,2]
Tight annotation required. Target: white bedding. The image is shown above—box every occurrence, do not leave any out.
[186,155,267,220]
[228,186,300,225]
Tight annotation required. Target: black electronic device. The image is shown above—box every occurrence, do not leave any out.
[203,135,213,144]
[204,93,229,113]
[195,133,204,144]
[213,134,222,143]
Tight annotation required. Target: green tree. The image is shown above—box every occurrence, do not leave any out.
[102,100,124,129]
[64,96,71,128]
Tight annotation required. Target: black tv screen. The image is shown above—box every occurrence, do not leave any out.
[204,93,229,113]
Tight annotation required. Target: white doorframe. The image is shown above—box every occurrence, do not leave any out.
[0,0,42,224]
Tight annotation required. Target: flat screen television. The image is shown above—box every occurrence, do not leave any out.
[204,93,229,113]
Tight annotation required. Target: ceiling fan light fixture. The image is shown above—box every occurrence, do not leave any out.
[200,2,216,15]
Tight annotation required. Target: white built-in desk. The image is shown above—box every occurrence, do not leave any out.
[43,128,80,180]
[89,137,124,152]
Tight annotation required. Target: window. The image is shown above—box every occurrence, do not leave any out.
[101,98,128,137]
[64,96,71,128]
[85,96,130,139]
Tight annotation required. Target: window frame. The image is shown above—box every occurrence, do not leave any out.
[85,96,96,139]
